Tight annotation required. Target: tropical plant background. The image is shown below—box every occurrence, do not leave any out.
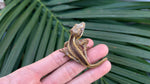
[1,0,150,83]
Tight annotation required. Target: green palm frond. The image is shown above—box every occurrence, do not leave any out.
[0,0,150,83]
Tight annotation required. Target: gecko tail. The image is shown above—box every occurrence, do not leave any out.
[87,57,108,68]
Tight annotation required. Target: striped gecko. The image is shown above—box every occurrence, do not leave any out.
[60,22,107,68]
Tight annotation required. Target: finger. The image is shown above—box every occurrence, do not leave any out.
[87,44,108,63]
[67,61,111,84]
[41,44,108,84]
[23,39,94,78]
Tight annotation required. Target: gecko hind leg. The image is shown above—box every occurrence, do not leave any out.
[59,48,80,63]
[59,48,68,57]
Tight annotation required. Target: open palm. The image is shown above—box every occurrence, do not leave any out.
[0,39,111,84]
[1,0,150,84]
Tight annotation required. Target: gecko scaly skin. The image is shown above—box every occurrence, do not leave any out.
[60,22,107,68]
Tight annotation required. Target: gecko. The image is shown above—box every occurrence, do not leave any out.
[60,22,108,68]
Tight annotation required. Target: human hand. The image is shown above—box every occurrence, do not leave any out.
[0,39,111,84]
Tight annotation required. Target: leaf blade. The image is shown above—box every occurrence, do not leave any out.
[21,11,47,66]
[0,0,31,39]
[0,0,37,63]
[0,5,42,76]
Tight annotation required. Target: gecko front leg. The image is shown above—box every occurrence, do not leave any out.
[64,41,68,47]
[78,39,89,49]
[77,39,89,58]
[59,48,80,63]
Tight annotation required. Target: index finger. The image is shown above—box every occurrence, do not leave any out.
[24,39,94,78]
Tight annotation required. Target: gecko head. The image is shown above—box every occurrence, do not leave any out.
[70,22,85,38]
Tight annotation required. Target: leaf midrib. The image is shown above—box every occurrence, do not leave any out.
[37,0,67,32]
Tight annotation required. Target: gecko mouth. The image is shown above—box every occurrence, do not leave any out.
[81,27,85,32]
[79,22,85,28]
[79,22,85,36]
[78,22,85,32]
